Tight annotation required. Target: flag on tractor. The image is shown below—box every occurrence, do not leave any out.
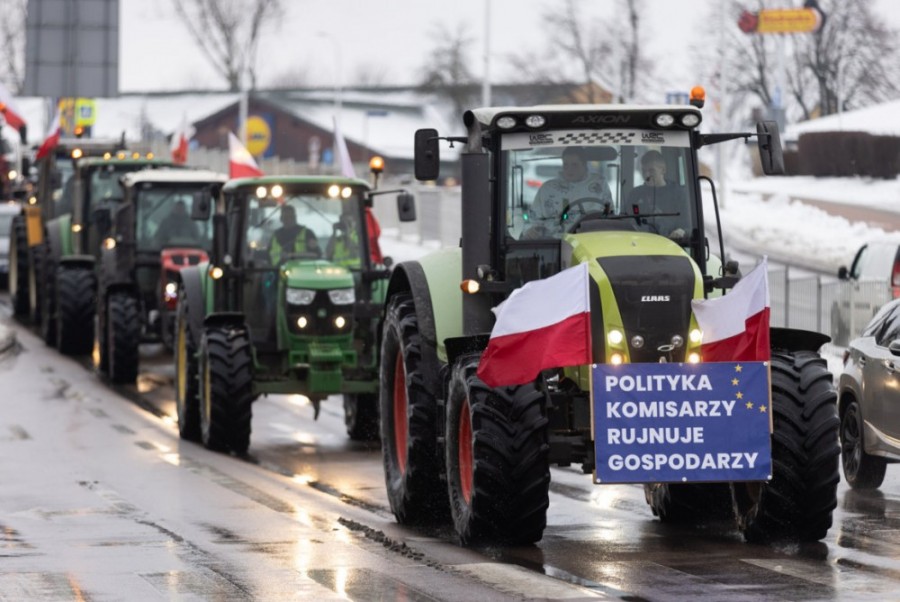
[477,263,592,387]
[692,257,771,362]
[171,114,195,165]
[35,108,62,161]
[228,131,264,179]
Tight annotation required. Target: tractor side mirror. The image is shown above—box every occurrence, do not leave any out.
[414,128,440,181]
[91,206,111,227]
[890,340,900,356]
[837,266,849,280]
[397,192,416,222]
[191,191,211,220]
[756,121,785,176]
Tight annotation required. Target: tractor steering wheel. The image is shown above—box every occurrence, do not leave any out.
[563,197,612,233]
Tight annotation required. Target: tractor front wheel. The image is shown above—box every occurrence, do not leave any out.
[198,325,255,454]
[445,354,550,546]
[379,293,447,524]
[343,393,379,441]
[107,292,140,384]
[732,350,840,543]
[55,265,95,356]
[174,291,201,441]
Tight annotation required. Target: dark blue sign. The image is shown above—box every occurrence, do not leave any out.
[593,362,772,484]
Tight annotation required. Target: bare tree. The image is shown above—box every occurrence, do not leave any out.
[417,23,477,118]
[696,0,899,123]
[172,0,283,91]
[0,0,26,93]
[506,0,651,103]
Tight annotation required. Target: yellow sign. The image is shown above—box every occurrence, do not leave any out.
[245,115,271,157]
[757,8,822,34]
[57,98,97,135]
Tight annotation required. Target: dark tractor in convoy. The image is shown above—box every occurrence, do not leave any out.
[379,96,840,545]
[96,168,227,383]
[41,154,176,355]
[9,138,124,325]
[175,175,416,453]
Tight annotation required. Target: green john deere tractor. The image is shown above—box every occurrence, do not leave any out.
[41,154,177,355]
[175,175,416,453]
[379,100,840,545]
[8,138,124,325]
[96,168,228,383]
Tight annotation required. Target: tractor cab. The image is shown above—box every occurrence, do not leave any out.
[214,176,378,372]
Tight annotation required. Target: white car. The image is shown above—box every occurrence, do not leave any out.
[833,236,900,346]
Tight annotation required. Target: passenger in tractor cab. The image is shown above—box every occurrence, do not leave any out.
[268,204,321,265]
[327,211,362,269]
[525,146,613,238]
[154,199,199,247]
[626,150,688,240]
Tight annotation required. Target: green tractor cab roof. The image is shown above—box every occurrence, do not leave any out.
[75,157,177,169]
[223,175,371,193]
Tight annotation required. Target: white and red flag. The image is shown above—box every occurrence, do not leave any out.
[692,257,771,362]
[477,263,592,387]
[171,114,195,165]
[333,115,355,178]
[0,81,26,130]
[228,131,264,179]
[35,108,62,161]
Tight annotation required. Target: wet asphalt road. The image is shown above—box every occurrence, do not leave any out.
[2,297,900,600]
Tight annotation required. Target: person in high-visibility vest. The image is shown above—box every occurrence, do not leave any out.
[268,204,320,265]
[327,214,362,269]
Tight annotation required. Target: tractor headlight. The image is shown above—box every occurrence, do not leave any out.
[327,288,355,305]
[689,328,703,344]
[607,329,624,345]
[286,288,316,305]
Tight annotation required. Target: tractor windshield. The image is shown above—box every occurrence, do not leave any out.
[234,183,366,269]
[135,185,213,252]
[501,129,699,243]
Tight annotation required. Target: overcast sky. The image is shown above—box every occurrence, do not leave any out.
[117,0,893,99]
[121,1,900,97]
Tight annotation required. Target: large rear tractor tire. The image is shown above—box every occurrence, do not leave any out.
[107,292,140,384]
[55,265,96,356]
[343,393,379,441]
[732,350,840,543]
[379,293,448,525]
[644,482,734,524]
[8,216,30,317]
[840,400,886,489]
[446,354,550,546]
[174,291,201,441]
[198,325,255,454]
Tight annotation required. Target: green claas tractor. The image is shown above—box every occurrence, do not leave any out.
[41,154,177,355]
[96,168,228,383]
[175,175,416,453]
[9,139,124,325]
[380,99,839,545]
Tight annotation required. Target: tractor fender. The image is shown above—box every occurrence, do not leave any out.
[385,248,463,364]
[771,327,831,354]
[203,313,247,331]
[179,265,206,348]
[98,247,131,296]
[58,254,95,272]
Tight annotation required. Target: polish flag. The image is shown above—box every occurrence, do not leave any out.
[477,263,592,388]
[171,114,195,165]
[35,108,62,161]
[692,257,770,362]
[0,81,26,130]
[228,131,264,179]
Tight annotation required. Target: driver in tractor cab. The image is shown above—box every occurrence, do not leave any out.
[154,199,199,247]
[526,146,613,238]
[268,204,321,265]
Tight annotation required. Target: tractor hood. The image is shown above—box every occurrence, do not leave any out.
[281,259,355,290]
[566,230,705,364]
